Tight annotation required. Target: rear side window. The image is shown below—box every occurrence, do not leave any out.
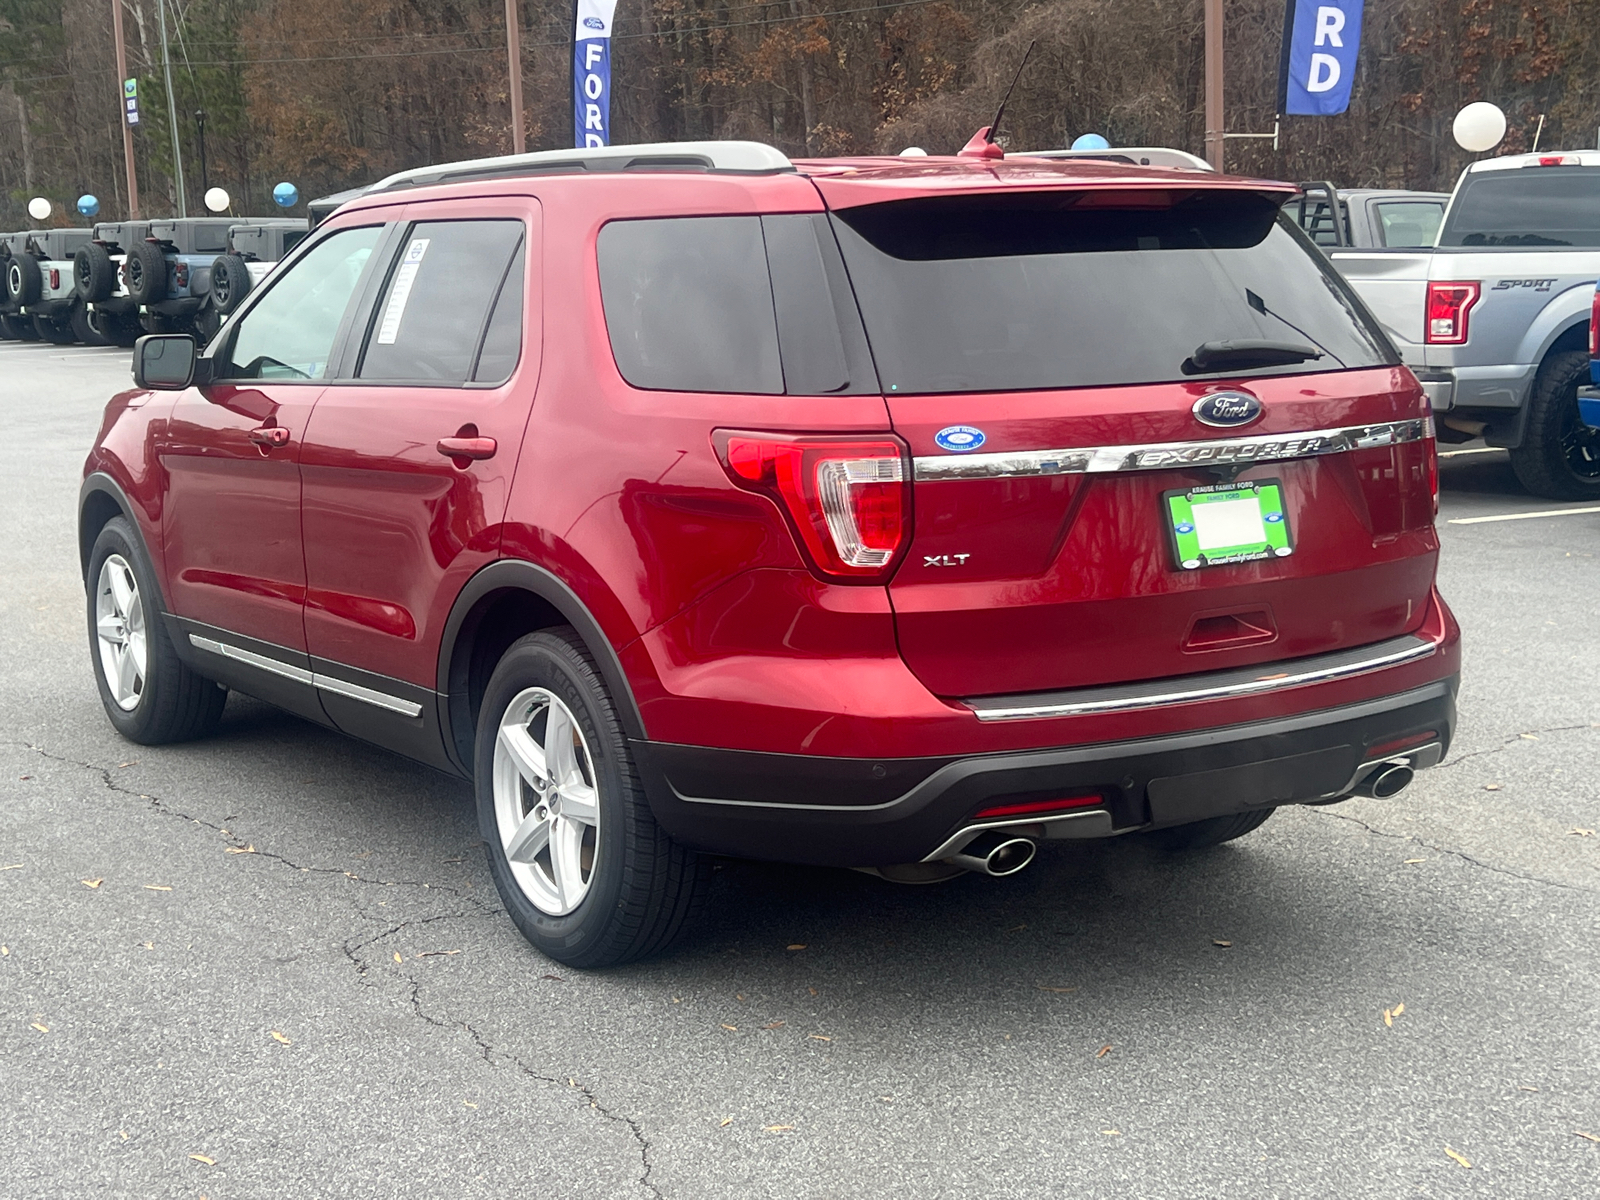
[831,190,1393,395]
[1375,201,1443,248]
[358,219,525,384]
[1440,168,1600,247]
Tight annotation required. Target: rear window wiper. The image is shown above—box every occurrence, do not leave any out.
[1182,339,1322,376]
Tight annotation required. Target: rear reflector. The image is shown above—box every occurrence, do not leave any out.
[721,433,910,580]
[1425,281,1480,345]
[1364,730,1438,760]
[973,794,1103,820]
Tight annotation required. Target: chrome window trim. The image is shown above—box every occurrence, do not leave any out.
[913,418,1431,482]
[966,638,1436,722]
[188,633,423,718]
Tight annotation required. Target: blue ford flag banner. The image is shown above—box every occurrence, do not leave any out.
[573,0,618,148]
[1278,0,1365,116]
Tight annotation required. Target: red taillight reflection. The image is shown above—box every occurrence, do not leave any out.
[974,794,1103,820]
[1365,731,1438,760]
[721,433,910,581]
[1425,281,1480,345]
[1589,290,1600,359]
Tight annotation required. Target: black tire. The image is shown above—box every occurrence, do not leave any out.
[1,312,40,341]
[191,304,222,343]
[86,516,227,745]
[32,313,76,344]
[90,309,140,347]
[125,240,168,304]
[209,253,252,314]
[73,242,116,302]
[475,629,709,968]
[6,254,42,307]
[1148,807,1275,851]
[1509,350,1600,501]
[0,312,14,340]
[70,303,109,346]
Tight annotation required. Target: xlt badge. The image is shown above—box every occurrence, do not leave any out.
[924,553,971,567]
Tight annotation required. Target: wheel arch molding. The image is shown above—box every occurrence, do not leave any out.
[437,559,648,776]
[78,472,168,611]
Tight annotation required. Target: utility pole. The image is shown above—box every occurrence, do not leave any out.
[505,0,525,154]
[1204,0,1224,171]
[111,0,140,218]
[157,0,186,216]
[195,109,208,194]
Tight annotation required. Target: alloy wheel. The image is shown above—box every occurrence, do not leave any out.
[95,554,147,711]
[493,687,602,916]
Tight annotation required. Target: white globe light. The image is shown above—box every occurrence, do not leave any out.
[1453,102,1507,153]
[27,197,51,220]
[899,146,929,157]
[204,187,231,213]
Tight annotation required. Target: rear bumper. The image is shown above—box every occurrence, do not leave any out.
[633,677,1457,868]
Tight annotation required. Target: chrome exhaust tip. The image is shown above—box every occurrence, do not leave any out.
[946,832,1037,878]
[1356,761,1415,800]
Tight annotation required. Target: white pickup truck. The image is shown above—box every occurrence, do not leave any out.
[1329,151,1600,499]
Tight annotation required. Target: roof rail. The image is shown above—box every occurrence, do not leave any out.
[370,140,795,193]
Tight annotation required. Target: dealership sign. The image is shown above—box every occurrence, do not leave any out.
[573,0,618,148]
[1279,0,1365,116]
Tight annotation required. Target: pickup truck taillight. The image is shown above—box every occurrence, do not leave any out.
[1425,281,1481,345]
[719,433,910,582]
[1590,289,1600,358]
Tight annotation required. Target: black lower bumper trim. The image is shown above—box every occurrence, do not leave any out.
[632,678,1457,867]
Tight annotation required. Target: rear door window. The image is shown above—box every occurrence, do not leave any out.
[1375,201,1444,248]
[830,190,1393,395]
[357,219,525,384]
[1440,167,1600,247]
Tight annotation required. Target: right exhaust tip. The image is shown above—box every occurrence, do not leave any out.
[1357,761,1415,799]
[947,834,1037,877]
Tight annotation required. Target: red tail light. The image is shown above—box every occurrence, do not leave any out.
[719,433,910,581]
[175,262,189,288]
[974,794,1103,821]
[49,268,60,289]
[1589,289,1599,358]
[1425,281,1480,345]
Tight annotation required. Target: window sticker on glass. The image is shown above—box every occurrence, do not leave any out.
[377,238,430,345]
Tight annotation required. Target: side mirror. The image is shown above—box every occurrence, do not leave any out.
[132,334,208,390]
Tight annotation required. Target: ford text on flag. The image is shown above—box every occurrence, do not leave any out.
[573,0,618,148]
[1279,0,1365,116]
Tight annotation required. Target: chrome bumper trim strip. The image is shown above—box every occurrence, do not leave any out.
[913,418,1431,481]
[313,673,424,718]
[188,633,424,718]
[966,638,1437,722]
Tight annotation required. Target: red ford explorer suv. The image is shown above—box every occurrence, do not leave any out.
[81,140,1459,966]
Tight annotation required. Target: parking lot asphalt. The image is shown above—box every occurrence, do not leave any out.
[2,339,1597,1198]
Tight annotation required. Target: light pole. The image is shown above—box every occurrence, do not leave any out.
[1204,0,1224,171]
[505,0,525,154]
[195,108,208,195]
[157,0,186,216]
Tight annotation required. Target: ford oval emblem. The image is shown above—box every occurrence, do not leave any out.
[583,16,605,28]
[1192,392,1263,428]
[934,425,986,453]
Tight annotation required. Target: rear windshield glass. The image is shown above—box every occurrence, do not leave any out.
[1375,201,1444,248]
[830,190,1393,394]
[1440,168,1600,247]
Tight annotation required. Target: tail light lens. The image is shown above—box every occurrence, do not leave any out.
[48,268,60,289]
[719,433,910,581]
[1425,281,1480,344]
[175,262,189,288]
[1589,288,1599,359]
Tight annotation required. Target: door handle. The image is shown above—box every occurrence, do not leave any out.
[437,436,497,461]
[249,425,290,447]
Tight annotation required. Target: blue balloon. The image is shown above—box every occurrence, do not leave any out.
[272,181,300,208]
[1071,133,1111,151]
[77,194,100,216]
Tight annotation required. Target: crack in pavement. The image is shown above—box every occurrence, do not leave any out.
[1434,722,1600,771]
[1311,807,1597,894]
[16,739,663,1197]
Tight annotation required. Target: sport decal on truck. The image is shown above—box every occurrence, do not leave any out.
[1491,278,1558,292]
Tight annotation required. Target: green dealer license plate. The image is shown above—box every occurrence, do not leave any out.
[1164,480,1293,570]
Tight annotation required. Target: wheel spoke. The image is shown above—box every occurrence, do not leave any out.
[559,780,599,826]
[544,701,577,786]
[115,644,139,698]
[549,816,586,906]
[504,806,551,864]
[107,565,134,618]
[97,613,124,643]
[497,722,549,788]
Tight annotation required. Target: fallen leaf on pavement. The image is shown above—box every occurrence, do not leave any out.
[1,864,24,871]
[1005,923,1027,932]
[1569,829,1595,837]
[81,878,103,889]
[224,845,255,855]
[1037,985,1078,993]
[1519,1086,1539,1092]
[720,1024,738,1032]
[763,1021,785,1029]
[118,760,139,768]
[416,949,461,958]
[1101,1129,1121,1136]
[188,1154,215,1166]
[809,1034,832,1042]
[1575,1131,1600,1144]
[142,885,172,892]
[270,1031,291,1046]
[1,946,8,956]
[1383,1002,1406,1027]
[1096,1044,1113,1058]
[1484,784,1501,791]
[140,942,153,951]
[1519,733,1539,741]
[392,952,403,964]
[542,974,564,982]
[1403,858,1427,865]
[808,987,818,996]
[735,993,746,1002]
[30,1023,48,1033]
[1444,1146,1471,1169]
[1212,939,1232,947]
[463,1100,477,1108]
[762,1125,794,1133]
[786,944,807,951]
[719,1117,733,1127]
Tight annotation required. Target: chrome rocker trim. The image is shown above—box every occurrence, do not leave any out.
[966,635,1437,722]
[913,418,1431,482]
[189,634,424,719]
